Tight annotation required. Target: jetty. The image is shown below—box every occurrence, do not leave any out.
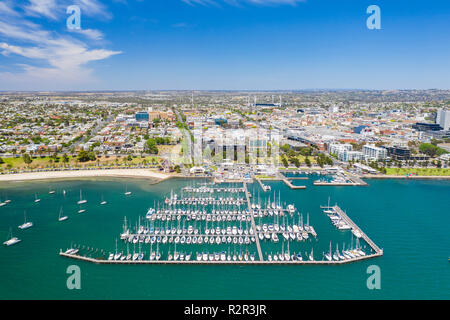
[332,205,382,255]
[59,250,381,265]
[244,182,263,261]
[277,172,306,189]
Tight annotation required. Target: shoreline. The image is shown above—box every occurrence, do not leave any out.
[0,169,173,182]
[363,174,450,180]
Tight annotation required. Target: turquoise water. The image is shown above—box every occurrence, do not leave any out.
[0,177,449,299]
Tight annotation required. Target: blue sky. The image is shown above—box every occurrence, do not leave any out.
[0,0,449,91]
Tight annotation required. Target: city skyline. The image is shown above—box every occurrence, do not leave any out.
[0,0,450,91]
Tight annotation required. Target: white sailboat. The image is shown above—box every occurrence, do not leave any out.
[58,207,68,222]
[77,190,87,205]
[48,187,56,194]
[114,239,122,260]
[34,193,41,203]
[124,185,131,196]
[4,228,21,246]
[18,211,33,230]
[324,242,332,261]
[100,194,107,205]
[0,196,6,207]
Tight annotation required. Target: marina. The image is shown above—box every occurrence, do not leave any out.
[59,180,382,265]
[1,177,449,299]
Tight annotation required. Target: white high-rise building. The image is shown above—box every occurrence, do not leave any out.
[363,144,387,161]
[436,108,450,130]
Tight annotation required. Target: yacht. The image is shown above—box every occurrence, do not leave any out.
[3,228,21,246]
[287,204,295,214]
[77,190,87,205]
[58,207,68,222]
[18,212,33,230]
[324,242,332,261]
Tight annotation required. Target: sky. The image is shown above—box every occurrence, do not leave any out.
[0,0,449,91]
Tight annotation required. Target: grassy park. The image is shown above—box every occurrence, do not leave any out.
[0,155,161,172]
[385,167,450,176]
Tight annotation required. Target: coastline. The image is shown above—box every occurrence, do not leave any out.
[0,169,172,182]
[363,174,450,180]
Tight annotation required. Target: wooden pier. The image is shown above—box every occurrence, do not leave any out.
[313,181,360,186]
[278,172,307,189]
[332,205,382,255]
[244,182,264,261]
[282,179,306,189]
[59,251,381,265]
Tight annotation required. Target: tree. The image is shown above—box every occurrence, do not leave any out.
[0,157,4,164]
[77,150,96,162]
[145,138,158,154]
[280,144,290,153]
[305,157,311,167]
[281,156,289,168]
[62,154,70,163]
[22,153,33,165]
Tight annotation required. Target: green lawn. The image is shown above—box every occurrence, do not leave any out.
[256,175,276,179]
[385,167,450,176]
[0,155,160,171]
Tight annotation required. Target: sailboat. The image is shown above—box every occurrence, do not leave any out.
[58,207,68,222]
[0,198,6,207]
[114,239,121,260]
[18,211,33,230]
[78,205,86,214]
[48,187,56,194]
[323,196,334,214]
[100,194,107,205]
[124,185,132,196]
[34,193,41,203]
[324,242,332,261]
[77,190,87,205]
[3,228,21,246]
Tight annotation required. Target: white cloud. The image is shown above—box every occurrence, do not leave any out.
[0,1,19,16]
[24,0,58,19]
[0,1,120,90]
[69,28,104,40]
[23,0,110,20]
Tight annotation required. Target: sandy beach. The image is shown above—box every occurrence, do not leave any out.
[0,169,171,182]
